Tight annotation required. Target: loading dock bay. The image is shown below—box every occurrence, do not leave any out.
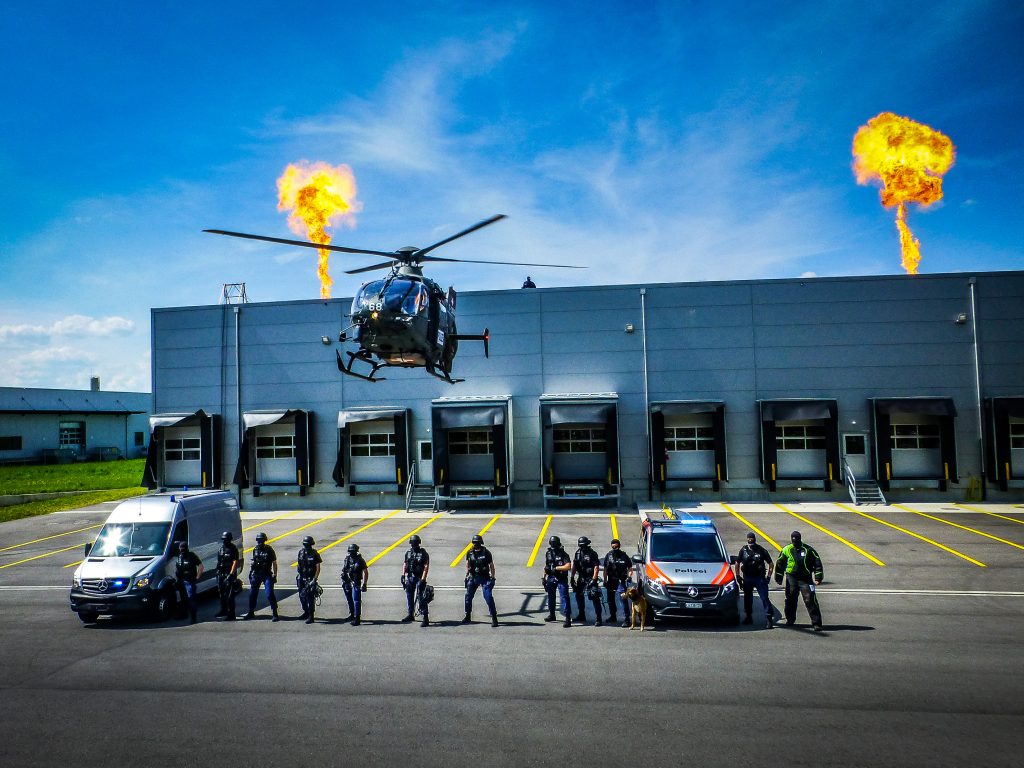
[2,500,1023,767]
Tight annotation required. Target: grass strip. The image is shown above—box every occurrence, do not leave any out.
[0,488,147,524]
[0,459,147,495]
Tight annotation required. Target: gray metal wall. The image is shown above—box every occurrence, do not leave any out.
[151,271,1024,508]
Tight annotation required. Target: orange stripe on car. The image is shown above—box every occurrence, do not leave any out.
[645,561,673,584]
[710,563,734,585]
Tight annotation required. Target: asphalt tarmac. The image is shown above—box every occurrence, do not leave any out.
[2,500,1023,767]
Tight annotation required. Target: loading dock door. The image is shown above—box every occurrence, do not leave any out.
[431,403,508,497]
[650,401,727,491]
[143,410,221,490]
[541,399,619,494]
[872,398,957,492]
[233,410,314,493]
[759,400,839,492]
[332,408,410,492]
[987,397,1024,491]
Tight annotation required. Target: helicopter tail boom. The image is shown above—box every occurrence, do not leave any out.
[452,328,490,358]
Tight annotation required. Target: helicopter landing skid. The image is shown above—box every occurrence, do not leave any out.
[425,365,464,385]
[336,350,387,382]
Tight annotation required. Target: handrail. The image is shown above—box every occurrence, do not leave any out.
[404,461,417,513]
[842,457,858,504]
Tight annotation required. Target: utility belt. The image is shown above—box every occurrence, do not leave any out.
[250,569,272,580]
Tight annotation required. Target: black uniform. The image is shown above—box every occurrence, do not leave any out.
[175,549,202,623]
[572,546,603,624]
[602,548,632,623]
[215,540,240,619]
[543,546,572,622]
[403,547,430,621]
[296,546,323,621]
[247,543,278,618]
[341,552,368,620]
[736,542,775,621]
[464,547,497,619]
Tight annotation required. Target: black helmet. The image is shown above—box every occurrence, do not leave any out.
[409,535,421,548]
[221,531,233,542]
[178,541,188,552]
[549,535,562,548]
[302,536,315,548]
[472,534,484,547]
[255,532,268,543]
[578,536,591,547]
[347,543,359,554]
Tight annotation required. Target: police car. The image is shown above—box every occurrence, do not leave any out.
[632,508,740,624]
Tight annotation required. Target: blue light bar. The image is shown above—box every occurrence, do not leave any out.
[676,517,713,525]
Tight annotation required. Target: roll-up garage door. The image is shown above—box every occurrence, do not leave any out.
[143,410,221,489]
[233,410,313,495]
[987,397,1024,492]
[541,400,619,493]
[759,400,839,492]
[431,403,508,497]
[872,398,957,491]
[650,401,727,491]
[332,409,410,492]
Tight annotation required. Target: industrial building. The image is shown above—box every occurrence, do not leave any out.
[147,270,1024,508]
[0,383,151,464]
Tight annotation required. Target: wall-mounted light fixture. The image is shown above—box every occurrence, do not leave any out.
[321,336,331,345]
[624,323,635,334]
[955,312,968,325]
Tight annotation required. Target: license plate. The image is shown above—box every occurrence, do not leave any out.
[684,602,703,609]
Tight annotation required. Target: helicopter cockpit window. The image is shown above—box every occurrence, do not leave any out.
[352,279,428,317]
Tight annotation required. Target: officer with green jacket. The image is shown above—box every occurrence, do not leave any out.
[774,531,824,631]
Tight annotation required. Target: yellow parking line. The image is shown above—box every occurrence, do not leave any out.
[895,504,1024,553]
[610,514,619,542]
[956,503,1024,526]
[835,503,985,567]
[367,515,442,566]
[290,510,403,567]
[64,559,84,569]
[242,509,301,532]
[527,515,552,567]
[0,541,88,570]
[773,503,885,566]
[720,504,782,552]
[449,514,503,567]
[0,523,103,554]
[246,511,346,555]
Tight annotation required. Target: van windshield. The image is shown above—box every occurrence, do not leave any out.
[650,531,725,563]
[91,523,171,557]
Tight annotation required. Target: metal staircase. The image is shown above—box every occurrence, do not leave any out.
[843,458,887,505]
[405,465,437,512]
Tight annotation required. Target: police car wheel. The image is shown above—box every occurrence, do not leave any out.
[78,611,98,624]
[156,589,176,622]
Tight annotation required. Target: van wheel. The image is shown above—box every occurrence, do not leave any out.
[156,589,177,622]
[78,611,98,624]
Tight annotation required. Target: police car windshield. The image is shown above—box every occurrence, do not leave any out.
[650,531,725,563]
[91,523,171,557]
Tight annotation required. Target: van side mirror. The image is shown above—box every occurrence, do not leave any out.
[729,555,738,565]
[631,554,643,564]
[83,542,92,557]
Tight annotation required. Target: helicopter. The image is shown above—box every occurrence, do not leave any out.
[205,215,583,383]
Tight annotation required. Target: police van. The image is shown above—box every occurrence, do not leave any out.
[69,490,241,624]
[632,508,740,624]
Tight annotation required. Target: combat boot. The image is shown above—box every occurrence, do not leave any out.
[402,612,414,623]
[421,614,429,627]
[461,612,472,624]
[545,609,557,622]
[243,612,255,620]
[491,613,499,628]
[563,615,571,628]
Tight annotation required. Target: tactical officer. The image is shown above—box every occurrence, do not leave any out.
[734,532,775,628]
[774,531,824,631]
[296,536,322,625]
[174,541,203,624]
[245,531,279,621]
[542,535,573,628]
[571,536,603,625]
[463,534,498,627]
[214,531,239,620]
[602,538,633,628]
[341,543,369,626]
[401,534,430,627]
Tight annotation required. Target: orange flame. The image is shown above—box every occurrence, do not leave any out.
[852,112,955,274]
[276,161,361,298]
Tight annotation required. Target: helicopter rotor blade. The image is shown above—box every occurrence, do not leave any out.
[412,214,507,258]
[419,255,586,269]
[344,260,400,275]
[204,230,397,258]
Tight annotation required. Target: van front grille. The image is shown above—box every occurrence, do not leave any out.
[665,585,720,601]
[81,578,131,594]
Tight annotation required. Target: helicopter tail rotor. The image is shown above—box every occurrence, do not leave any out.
[453,327,489,358]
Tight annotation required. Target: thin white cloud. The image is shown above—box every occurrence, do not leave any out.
[0,314,134,343]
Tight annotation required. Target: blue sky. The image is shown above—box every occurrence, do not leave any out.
[1,1,1021,392]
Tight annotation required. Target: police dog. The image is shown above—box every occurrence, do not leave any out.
[624,585,648,631]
